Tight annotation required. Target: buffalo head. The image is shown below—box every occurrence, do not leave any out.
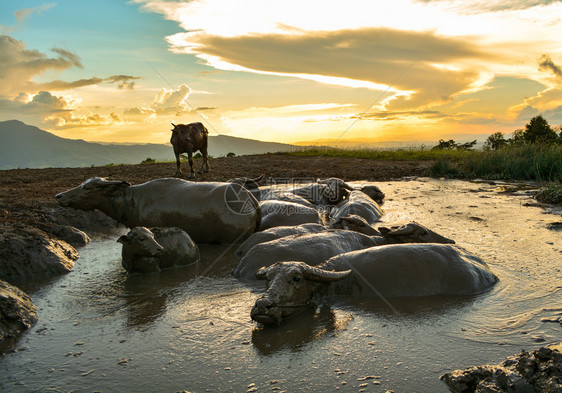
[378,222,455,244]
[359,185,385,205]
[55,177,130,210]
[251,261,351,325]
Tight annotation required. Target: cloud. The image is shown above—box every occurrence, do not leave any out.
[0,35,143,98]
[168,28,486,110]
[544,105,562,124]
[39,78,105,91]
[47,111,123,129]
[538,54,562,78]
[516,105,541,122]
[0,91,71,126]
[106,75,142,90]
[415,0,561,12]
[516,104,562,124]
[1,4,55,34]
[124,106,156,116]
[152,83,192,115]
[50,47,83,68]
[123,84,194,120]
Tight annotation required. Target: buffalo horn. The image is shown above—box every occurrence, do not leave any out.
[302,265,351,282]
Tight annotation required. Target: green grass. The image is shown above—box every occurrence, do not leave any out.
[284,144,562,183]
[535,184,562,204]
[285,146,474,161]
[430,144,562,182]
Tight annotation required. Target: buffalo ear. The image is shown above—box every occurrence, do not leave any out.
[103,180,130,196]
[385,223,416,237]
[378,226,391,235]
[117,235,128,244]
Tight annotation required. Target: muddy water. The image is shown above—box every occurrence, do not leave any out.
[1,178,561,393]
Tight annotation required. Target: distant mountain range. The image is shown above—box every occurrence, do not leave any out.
[0,120,299,170]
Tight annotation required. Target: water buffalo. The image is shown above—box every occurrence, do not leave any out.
[259,200,322,230]
[234,223,327,257]
[251,244,499,325]
[233,221,455,271]
[117,227,199,274]
[330,190,383,225]
[56,177,261,244]
[291,178,354,206]
[170,122,209,178]
[328,214,381,236]
[260,191,315,207]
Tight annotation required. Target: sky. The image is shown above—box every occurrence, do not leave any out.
[1,0,562,145]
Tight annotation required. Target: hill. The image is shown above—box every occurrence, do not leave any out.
[0,120,298,169]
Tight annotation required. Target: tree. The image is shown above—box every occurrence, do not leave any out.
[457,140,477,150]
[509,129,526,146]
[432,139,458,150]
[523,115,558,144]
[432,139,476,151]
[484,132,507,150]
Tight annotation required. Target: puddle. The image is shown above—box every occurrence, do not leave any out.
[1,178,561,392]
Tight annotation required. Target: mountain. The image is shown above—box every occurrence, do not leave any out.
[0,120,298,170]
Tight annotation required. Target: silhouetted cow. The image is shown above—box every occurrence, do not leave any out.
[170,122,210,178]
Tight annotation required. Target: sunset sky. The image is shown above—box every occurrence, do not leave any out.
[1,0,562,145]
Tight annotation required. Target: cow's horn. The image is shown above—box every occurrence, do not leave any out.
[171,122,176,127]
[302,265,351,282]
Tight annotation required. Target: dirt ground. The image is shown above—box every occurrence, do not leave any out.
[0,154,432,230]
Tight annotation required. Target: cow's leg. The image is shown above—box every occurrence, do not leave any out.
[198,146,210,174]
[174,152,182,177]
[187,151,195,178]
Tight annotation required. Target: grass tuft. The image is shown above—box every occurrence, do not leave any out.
[535,185,562,204]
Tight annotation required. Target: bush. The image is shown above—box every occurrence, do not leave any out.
[141,157,156,164]
[226,152,236,157]
[430,144,562,182]
[484,132,508,150]
[535,185,562,204]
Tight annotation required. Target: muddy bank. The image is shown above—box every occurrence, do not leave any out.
[0,280,37,350]
[441,342,562,392]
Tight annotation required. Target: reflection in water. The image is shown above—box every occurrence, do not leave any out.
[121,263,201,328]
[119,244,240,329]
[252,306,352,355]
[335,293,483,318]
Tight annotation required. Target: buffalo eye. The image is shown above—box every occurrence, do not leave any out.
[292,276,301,284]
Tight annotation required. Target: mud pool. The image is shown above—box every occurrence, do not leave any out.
[1,178,561,392]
